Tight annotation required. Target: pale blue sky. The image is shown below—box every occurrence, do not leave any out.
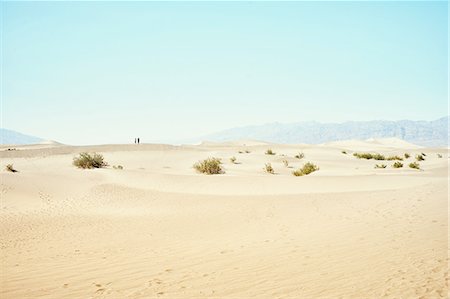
[2,1,448,145]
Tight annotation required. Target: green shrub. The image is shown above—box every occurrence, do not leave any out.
[282,160,289,167]
[294,152,305,159]
[265,149,275,155]
[230,156,237,164]
[387,155,403,161]
[409,162,420,170]
[404,153,410,159]
[392,162,403,168]
[292,162,319,176]
[416,154,425,161]
[5,164,17,173]
[374,164,387,169]
[263,163,274,174]
[193,157,223,175]
[73,153,108,169]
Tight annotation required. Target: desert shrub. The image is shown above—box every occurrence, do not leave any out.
[437,153,442,158]
[392,162,403,168]
[353,152,385,160]
[409,162,420,170]
[374,164,387,169]
[387,155,403,161]
[421,152,427,156]
[230,156,237,164]
[341,150,347,154]
[73,153,108,169]
[416,154,425,161]
[113,165,123,170]
[282,160,289,167]
[193,157,223,175]
[5,164,17,173]
[295,152,305,159]
[265,149,275,155]
[238,151,243,154]
[264,163,274,174]
[245,150,251,153]
[292,162,319,176]
[404,153,410,159]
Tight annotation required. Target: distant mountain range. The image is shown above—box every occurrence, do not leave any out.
[200,116,449,147]
[1,129,44,145]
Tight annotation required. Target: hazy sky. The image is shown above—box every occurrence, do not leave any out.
[2,1,448,145]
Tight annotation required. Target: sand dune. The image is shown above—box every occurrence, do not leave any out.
[0,141,448,298]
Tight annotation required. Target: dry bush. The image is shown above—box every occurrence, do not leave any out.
[416,154,425,161]
[193,157,223,175]
[408,162,420,170]
[353,152,386,160]
[5,164,17,173]
[282,160,289,167]
[113,165,124,170]
[230,156,237,164]
[374,164,387,169]
[264,163,274,174]
[73,153,108,169]
[404,153,410,159]
[392,162,403,168]
[295,152,305,159]
[292,162,319,176]
[387,155,403,161]
[265,149,275,155]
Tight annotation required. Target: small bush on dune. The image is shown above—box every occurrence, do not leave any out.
[245,150,251,153]
[374,164,387,169]
[295,152,305,159]
[392,162,403,168]
[341,150,347,154]
[404,153,410,159]
[238,151,243,154]
[5,164,17,173]
[73,153,108,169]
[437,153,442,158]
[421,152,427,156]
[265,149,275,155]
[416,154,425,161]
[353,152,385,160]
[282,160,289,167]
[113,165,123,170]
[409,162,420,170]
[292,162,319,176]
[230,156,237,164]
[387,155,403,161]
[193,157,223,175]
[264,163,274,174]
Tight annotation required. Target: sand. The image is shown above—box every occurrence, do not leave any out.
[0,140,448,298]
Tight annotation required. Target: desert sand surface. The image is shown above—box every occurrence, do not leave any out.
[1,139,448,298]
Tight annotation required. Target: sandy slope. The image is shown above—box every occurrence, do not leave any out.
[0,140,448,298]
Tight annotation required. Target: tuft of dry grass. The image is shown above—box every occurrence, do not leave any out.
[437,153,442,158]
[113,165,124,170]
[193,157,223,175]
[5,164,17,173]
[341,150,347,154]
[230,156,237,164]
[404,153,410,159]
[263,163,274,174]
[282,160,289,167]
[73,153,108,169]
[292,162,319,176]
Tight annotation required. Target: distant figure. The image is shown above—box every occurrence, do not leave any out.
[134,138,136,144]
[138,138,140,144]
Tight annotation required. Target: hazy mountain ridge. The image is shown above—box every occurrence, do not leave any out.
[1,129,43,145]
[202,117,449,147]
